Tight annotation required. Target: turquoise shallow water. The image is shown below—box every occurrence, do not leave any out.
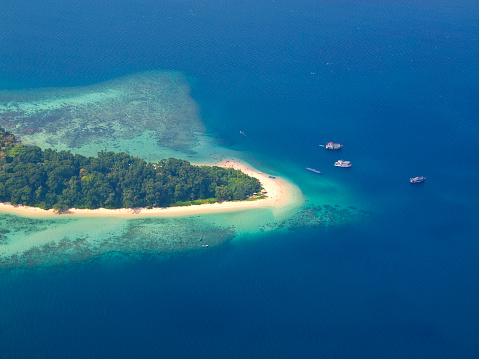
[0,69,364,267]
[1,0,478,357]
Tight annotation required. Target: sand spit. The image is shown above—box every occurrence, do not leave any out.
[0,159,303,219]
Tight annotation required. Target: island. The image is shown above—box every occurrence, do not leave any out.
[0,128,266,213]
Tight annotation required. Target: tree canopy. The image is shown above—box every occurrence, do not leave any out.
[0,128,262,210]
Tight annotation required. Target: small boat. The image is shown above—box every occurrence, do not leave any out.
[324,142,343,150]
[202,244,209,247]
[334,160,351,167]
[240,131,246,136]
[410,176,426,183]
[306,167,322,174]
[269,175,276,179]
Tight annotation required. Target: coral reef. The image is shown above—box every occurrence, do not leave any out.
[0,71,204,154]
[0,215,236,268]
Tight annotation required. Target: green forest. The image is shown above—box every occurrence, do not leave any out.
[0,128,262,211]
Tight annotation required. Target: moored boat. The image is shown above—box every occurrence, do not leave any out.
[410,176,426,183]
[324,142,343,150]
[334,160,351,167]
[306,167,322,174]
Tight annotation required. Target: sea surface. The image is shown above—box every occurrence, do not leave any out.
[1,0,478,357]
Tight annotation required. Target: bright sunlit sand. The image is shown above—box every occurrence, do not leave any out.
[0,159,303,219]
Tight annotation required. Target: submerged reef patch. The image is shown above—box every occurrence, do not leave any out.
[0,214,235,268]
[0,203,374,269]
[260,204,374,232]
[0,71,204,156]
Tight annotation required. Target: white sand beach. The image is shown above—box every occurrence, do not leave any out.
[0,159,302,219]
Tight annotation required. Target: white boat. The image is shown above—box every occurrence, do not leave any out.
[325,142,343,150]
[334,160,351,168]
[410,176,426,183]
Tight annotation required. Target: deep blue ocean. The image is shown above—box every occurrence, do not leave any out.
[1,0,478,358]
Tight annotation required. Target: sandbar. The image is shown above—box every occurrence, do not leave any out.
[0,159,303,219]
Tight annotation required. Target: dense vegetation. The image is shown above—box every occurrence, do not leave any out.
[0,128,262,211]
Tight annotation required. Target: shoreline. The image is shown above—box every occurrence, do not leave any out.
[0,159,303,219]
